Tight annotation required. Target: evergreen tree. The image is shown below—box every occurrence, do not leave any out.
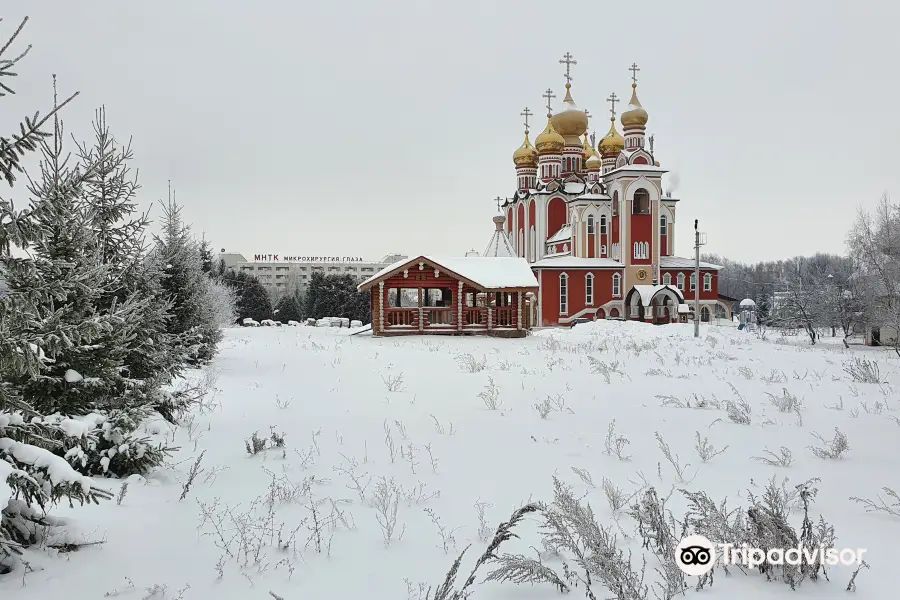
[3,84,143,418]
[152,197,222,363]
[230,270,273,322]
[1,19,112,570]
[274,291,302,323]
[304,271,331,318]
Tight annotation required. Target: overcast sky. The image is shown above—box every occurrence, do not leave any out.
[5,1,899,264]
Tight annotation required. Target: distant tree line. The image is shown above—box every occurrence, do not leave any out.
[216,268,371,325]
[704,192,900,353]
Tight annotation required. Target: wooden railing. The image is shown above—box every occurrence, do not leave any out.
[424,308,456,327]
[385,309,417,327]
[494,306,517,327]
[463,308,486,327]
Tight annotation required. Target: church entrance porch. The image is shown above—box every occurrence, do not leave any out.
[625,284,684,325]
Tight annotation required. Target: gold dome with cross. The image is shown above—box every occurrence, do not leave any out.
[549,52,588,144]
[620,62,649,129]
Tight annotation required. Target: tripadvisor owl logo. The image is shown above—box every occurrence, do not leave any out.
[675,535,716,576]
[675,534,868,576]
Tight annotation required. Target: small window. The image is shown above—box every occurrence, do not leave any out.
[587,216,595,235]
[612,191,619,216]
[633,188,650,215]
[660,214,667,232]
[662,273,671,285]
[600,244,607,257]
[559,273,569,315]
[612,273,621,298]
[677,272,685,290]
[703,273,712,292]
[690,273,697,291]
[585,273,594,305]
[600,215,607,235]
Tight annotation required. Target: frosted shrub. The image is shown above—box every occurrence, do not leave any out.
[843,358,881,384]
[604,420,632,460]
[654,431,696,483]
[588,356,628,383]
[382,372,406,392]
[456,353,488,373]
[808,428,850,459]
[752,446,794,467]
[602,477,629,513]
[372,476,404,546]
[850,487,900,517]
[694,431,728,462]
[477,377,502,410]
[766,388,804,413]
[724,396,752,425]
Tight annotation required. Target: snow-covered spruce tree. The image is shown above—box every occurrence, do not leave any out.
[1,17,112,572]
[152,196,223,364]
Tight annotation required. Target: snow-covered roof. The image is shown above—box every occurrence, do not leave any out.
[573,193,610,201]
[531,256,624,269]
[358,256,538,291]
[604,164,668,177]
[659,256,723,270]
[631,284,684,306]
[547,225,572,243]
[564,182,586,194]
[739,298,756,307]
[483,229,516,258]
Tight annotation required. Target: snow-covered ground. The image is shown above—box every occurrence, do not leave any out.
[3,321,898,599]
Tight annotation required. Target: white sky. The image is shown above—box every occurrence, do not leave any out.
[5,1,899,264]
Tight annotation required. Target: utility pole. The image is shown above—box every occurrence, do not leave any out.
[693,219,704,338]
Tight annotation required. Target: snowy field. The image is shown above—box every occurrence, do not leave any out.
[2,321,899,599]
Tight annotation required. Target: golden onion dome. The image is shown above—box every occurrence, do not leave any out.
[535,119,565,154]
[550,84,588,145]
[620,83,649,128]
[512,132,537,167]
[585,149,602,171]
[581,134,594,163]
[598,119,625,158]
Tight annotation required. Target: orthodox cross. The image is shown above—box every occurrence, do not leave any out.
[495,196,504,212]
[542,88,556,117]
[590,132,596,147]
[629,62,640,85]
[649,134,655,155]
[606,92,619,120]
[584,109,592,126]
[559,52,577,84]
[520,106,533,133]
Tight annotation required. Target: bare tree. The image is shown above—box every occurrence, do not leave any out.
[848,193,900,356]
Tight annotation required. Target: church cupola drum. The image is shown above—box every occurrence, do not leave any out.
[496,56,732,328]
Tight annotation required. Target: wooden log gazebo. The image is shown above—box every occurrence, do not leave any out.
[357,255,539,338]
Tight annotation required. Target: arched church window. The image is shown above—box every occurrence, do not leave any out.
[612,273,621,297]
[677,273,685,290]
[703,273,712,292]
[559,273,569,315]
[663,273,671,286]
[612,191,619,216]
[660,214,667,232]
[633,188,650,215]
[585,273,594,305]
[600,215,607,235]
[587,216,595,235]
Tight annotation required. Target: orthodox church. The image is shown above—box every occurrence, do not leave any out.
[493,56,732,327]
